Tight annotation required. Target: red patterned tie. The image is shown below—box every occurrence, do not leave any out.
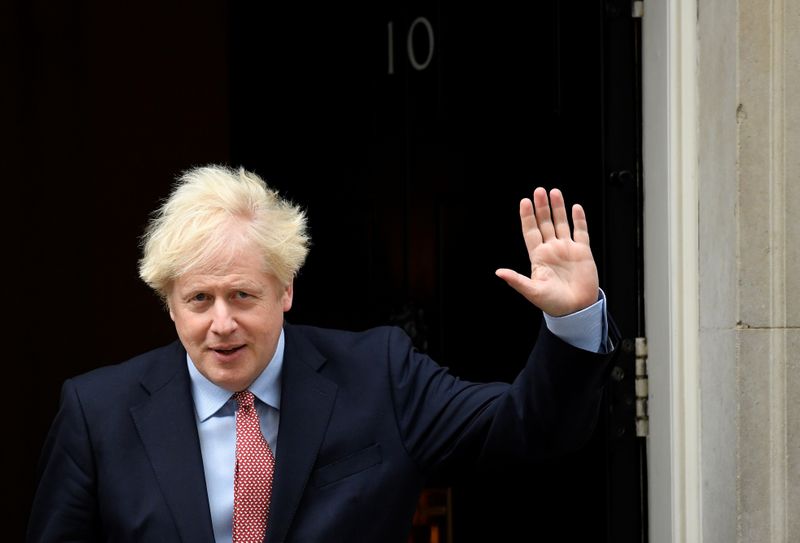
[232,390,275,543]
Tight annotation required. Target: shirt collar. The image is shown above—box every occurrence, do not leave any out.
[187,328,285,422]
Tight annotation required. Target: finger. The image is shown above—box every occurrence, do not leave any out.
[495,268,535,303]
[549,188,571,240]
[532,187,555,241]
[572,203,590,245]
[519,197,543,250]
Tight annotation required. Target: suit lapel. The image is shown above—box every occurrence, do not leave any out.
[130,343,215,542]
[267,324,338,543]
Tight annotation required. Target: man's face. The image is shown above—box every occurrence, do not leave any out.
[167,247,293,392]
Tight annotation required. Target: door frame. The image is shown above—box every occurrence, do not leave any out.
[642,1,702,542]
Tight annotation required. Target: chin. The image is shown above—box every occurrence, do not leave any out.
[204,372,242,393]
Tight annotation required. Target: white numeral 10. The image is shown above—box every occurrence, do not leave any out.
[387,17,435,74]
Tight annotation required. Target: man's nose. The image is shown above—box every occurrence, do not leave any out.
[210,300,237,335]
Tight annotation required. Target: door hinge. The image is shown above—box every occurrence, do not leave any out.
[632,1,644,18]
[635,337,649,436]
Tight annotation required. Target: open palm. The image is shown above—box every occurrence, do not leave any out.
[496,188,599,317]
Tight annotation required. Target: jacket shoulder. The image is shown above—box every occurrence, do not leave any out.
[285,322,413,357]
[67,340,185,398]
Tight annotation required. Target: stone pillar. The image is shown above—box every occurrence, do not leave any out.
[698,0,799,541]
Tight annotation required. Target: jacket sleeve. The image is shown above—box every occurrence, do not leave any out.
[27,379,100,543]
[387,320,617,474]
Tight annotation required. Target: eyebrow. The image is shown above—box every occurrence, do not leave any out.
[179,279,264,294]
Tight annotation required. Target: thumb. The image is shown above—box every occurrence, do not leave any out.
[495,268,536,304]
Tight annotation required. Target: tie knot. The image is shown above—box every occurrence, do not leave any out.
[234,390,256,410]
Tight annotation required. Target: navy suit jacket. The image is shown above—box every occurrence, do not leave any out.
[28,321,615,542]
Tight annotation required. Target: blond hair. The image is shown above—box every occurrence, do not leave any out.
[139,165,309,298]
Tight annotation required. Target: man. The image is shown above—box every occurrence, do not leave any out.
[28,165,616,542]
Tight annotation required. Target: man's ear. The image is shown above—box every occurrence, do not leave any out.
[166,297,176,322]
[282,280,294,312]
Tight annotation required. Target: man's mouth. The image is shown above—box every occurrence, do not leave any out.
[211,345,244,355]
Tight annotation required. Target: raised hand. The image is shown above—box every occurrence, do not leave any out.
[495,188,599,317]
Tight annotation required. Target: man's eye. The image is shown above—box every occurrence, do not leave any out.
[192,293,207,302]
[236,291,250,299]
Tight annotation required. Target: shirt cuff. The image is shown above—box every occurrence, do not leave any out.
[543,289,608,353]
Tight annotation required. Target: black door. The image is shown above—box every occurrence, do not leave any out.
[229,1,645,541]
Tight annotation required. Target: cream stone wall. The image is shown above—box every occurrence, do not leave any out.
[697,0,799,542]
